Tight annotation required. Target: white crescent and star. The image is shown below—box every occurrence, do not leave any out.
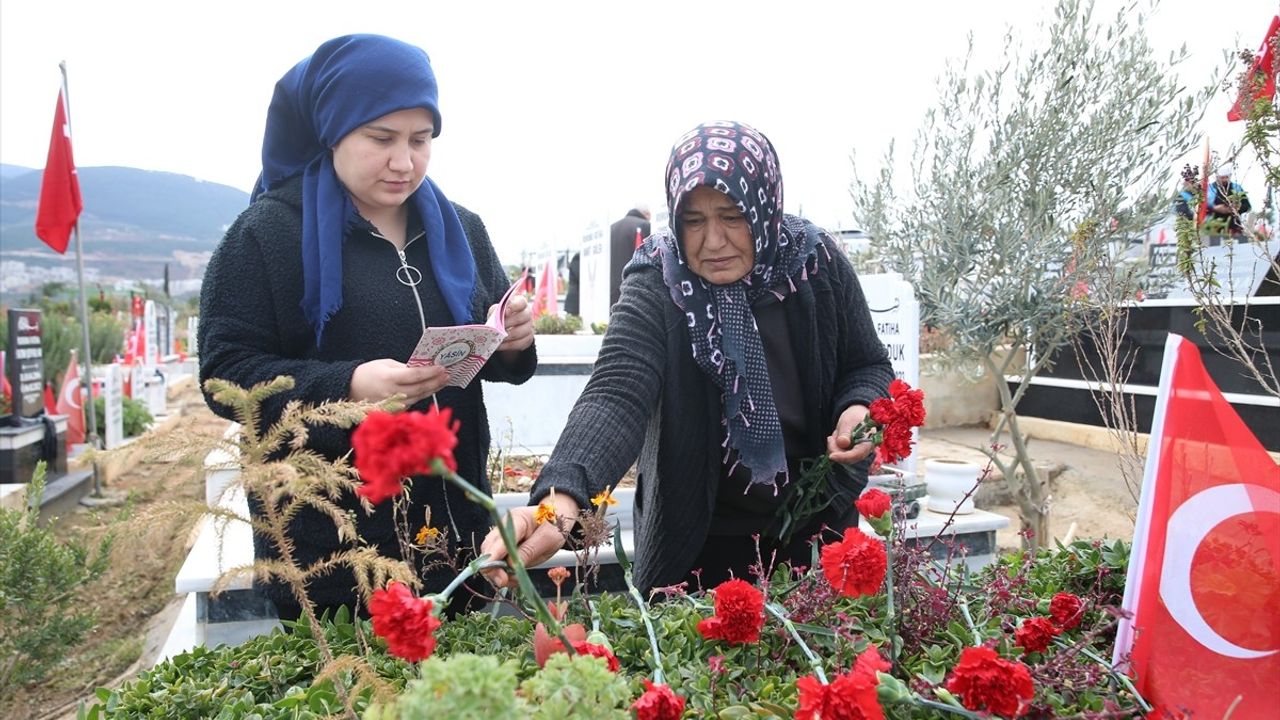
[60,370,81,411]
[1160,483,1280,660]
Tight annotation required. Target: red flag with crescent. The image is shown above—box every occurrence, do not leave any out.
[1114,334,1280,717]
[1227,15,1279,122]
[55,349,85,445]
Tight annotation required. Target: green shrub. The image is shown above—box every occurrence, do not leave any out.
[93,395,154,439]
[0,463,111,693]
[533,313,583,335]
[365,654,527,719]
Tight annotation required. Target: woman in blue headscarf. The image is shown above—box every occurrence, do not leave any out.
[199,35,536,620]
[482,121,892,592]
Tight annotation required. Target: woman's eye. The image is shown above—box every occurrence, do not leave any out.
[683,217,705,227]
[370,136,392,144]
[722,214,744,224]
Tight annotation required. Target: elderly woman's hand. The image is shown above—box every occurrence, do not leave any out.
[495,294,534,353]
[479,492,579,588]
[827,403,876,464]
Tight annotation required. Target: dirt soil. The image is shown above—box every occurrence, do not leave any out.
[6,390,1140,719]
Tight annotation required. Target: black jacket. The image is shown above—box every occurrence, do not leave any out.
[609,209,651,308]
[530,224,892,591]
[199,177,536,607]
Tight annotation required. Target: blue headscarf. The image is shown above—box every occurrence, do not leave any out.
[630,121,824,487]
[254,34,476,345]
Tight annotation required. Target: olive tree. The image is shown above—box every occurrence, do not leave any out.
[852,0,1209,546]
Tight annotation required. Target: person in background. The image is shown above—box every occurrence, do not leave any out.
[199,34,536,622]
[1206,164,1252,242]
[482,120,893,593]
[1173,165,1197,223]
[564,251,581,316]
[609,204,651,308]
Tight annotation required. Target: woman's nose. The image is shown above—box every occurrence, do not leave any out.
[388,143,413,172]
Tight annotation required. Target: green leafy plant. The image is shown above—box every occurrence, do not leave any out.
[533,313,583,335]
[0,463,112,694]
[93,395,154,439]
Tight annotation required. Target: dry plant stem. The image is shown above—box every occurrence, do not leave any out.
[1055,638,1152,713]
[764,603,828,685]
[435,462,576,655]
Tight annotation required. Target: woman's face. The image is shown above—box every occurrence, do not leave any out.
[332,107,433,219]
[679,186,755,284]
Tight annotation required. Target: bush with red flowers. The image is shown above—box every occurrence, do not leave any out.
[90,378,1150,719]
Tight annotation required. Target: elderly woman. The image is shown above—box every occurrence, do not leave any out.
[484,121,891,591]
[199,34,536,621]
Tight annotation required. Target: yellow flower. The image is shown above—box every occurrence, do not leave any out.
[590,488,617,508]
[415,525,440,545]
[534,502,558,525]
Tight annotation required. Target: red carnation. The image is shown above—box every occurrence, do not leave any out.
[1014,616,1060,654]
[352,407,460,505]
[571,640,620,672]
[1049,592,1084,630]
[856,488,892,520]
[944,646,1035,717]
[696,578,765,645]
[367,581,442,662]
[876,422,915,465]
[887,379,926,427]
[868,397,897,425]
[631,679,686,720]
[796,646,890,720]
[820,528,888,598]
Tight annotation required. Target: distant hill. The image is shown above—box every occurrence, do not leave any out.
[0,165,249,288]
[0,164,32,179]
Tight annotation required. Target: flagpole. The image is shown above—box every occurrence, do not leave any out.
[61,61,102,496]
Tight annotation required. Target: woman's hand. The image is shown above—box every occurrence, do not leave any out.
[495,294,534,353]
[479,492,580,588]
[827,403,875,464]
[349,359,449,405]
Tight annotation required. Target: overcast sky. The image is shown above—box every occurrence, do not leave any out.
[1,0,1275,265]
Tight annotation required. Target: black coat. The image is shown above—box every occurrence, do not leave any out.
[609,209,651,308]
[198,177,536,607]
[530,224,893,591]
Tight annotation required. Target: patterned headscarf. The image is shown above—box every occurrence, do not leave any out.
[630,121,824,486]
[254,34,476,345]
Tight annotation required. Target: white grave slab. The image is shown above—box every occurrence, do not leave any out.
[859,272,922,477]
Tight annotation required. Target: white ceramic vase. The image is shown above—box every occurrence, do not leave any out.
[924,459,979,515]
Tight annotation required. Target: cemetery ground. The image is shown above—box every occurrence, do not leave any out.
[7,380,1140,720]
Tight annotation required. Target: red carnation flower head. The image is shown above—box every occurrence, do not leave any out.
[1014,616,1060,654]
[820,528,888,598]
[1049,591,1084,630]
[696,578,765,645]
[875,422,915,465]
[856,488,892,521]
[944,646,1035,717]
[887,379,926,427]
[795,647,890,720]
[571,640,621,672]
[367,581,442,662]
[868,397,897,426]
[632,679,686,720]
[352,407,460,505]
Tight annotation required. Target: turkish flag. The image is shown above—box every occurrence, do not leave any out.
[44,382,57,415]
[35,89,83,254]
[1197,139,1210,227]
[1228,15,1279,122]
[0,350,10,405]
[55,350,85,445]
[634,226,644,250]
[1114,334,1280,717]
[530,259,558,318]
